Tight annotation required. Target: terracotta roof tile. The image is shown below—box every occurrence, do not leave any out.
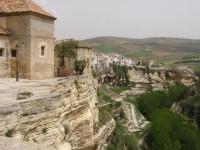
[0,26,10,35]
[0,0,56,19]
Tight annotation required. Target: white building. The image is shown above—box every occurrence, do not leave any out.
[92,52,136,72]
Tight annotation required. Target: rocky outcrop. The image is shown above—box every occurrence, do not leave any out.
[0,137,55,150]
[122,101,149,133]
[171,102,182,114]
[0,75,99,150]
[128,69,149,84]
[129,67,198,91]
[95,119,115,150]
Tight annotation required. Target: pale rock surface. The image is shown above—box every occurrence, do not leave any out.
[122,101,149,133]
[128,67,197,92]
[0,137,55,150]
[95,119,115,150]
[128,69,149,84]
[0,75,99,150]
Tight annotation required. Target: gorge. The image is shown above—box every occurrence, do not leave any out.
[0,66,199,150]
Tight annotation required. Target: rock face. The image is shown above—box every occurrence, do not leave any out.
[0,75,99,150]
[95,119,115,150]
[0,137,55,150]
[128,67,198,91]
[122,101,149,133]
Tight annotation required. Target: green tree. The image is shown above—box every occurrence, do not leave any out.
[168,83,187,102]
[74,60,86,75]
[112,64,129,85]
[55,39,79,75]
[136,91,171,120]
[107,121,139,150]
[145,109,200,150]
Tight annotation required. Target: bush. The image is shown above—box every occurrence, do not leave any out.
[97,88,114,104]
[124,134,139,150]
[145,109,200,150]
[74,60,86,75]
[112,64,129,85]
[99,106,113,127]
[168,83,187,102]
[136,91,171,120]
[42,128,47,134]
[180,94,200,129]
[5,129,14,137]
[107,121,139,150]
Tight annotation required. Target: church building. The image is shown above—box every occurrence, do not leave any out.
[0,0,56,79]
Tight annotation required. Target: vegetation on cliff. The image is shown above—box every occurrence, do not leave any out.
[55,39,79,75]
[180,94,200,129]
[145,109,200,150]
[134,83,200,150]
[74,60,86,75]
[98,81,200,150]
[97,85,140,149]
[112,64,129,85]
[107,121,139,150]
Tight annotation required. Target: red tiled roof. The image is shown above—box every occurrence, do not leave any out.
[0,26,10,35]
[0,0,56,19]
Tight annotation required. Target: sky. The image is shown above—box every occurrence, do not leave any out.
[35,0,200,40]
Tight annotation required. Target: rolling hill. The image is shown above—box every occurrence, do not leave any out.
[81,36,200,58]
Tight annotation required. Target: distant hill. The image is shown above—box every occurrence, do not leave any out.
[80,36,200,60]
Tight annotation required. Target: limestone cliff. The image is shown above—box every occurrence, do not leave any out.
[0,75,99,150]
[95,119,115,150]
[128,67,198,91]
[122,101,149,133]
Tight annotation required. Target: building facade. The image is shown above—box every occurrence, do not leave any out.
[55,45,93,77]
[0,0,56,79]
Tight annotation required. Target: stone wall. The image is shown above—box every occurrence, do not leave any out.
[30,15,55,79]
[0,75,99,150]
[0,14,55,80]
[77,47,92,75]
[0,17,7,28]
[7,15,32,79]
[0,36,10,78]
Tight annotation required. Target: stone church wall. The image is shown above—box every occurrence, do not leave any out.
[30,15,55,79]
[7,15,32,79]
[0,36,10,78]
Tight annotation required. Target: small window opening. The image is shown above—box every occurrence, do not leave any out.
[40,46,46,56]
[11,49,16,57]
[0,48,4,57]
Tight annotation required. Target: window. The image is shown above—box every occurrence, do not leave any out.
[0,48,4,57]
[41,46,45,56]
[11,49,16,57]
[40,45,47,57]
[39,42,47,57]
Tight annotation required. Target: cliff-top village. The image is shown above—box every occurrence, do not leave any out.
[0,0,199,150]
[0,0,136,81]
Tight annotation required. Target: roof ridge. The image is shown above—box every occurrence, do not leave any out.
[0,0,56,20]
